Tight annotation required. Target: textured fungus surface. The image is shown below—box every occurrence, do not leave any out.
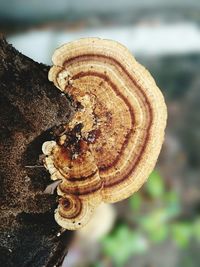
[43,38,167,230]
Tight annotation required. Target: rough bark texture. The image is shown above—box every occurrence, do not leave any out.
[0,36,74,267]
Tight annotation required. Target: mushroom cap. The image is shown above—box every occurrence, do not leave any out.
[44,38,167,230]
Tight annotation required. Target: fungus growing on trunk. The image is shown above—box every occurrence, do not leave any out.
[42,38,167,230]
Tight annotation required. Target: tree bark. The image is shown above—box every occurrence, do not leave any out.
[0,35,73,267]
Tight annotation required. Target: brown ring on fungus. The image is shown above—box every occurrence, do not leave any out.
[43,37,167,230]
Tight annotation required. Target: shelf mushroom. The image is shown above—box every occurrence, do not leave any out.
[42,38,167,230]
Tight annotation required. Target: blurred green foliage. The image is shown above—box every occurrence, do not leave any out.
[146,170,165,198]
[193,217,200,242]
[129,192,142,212]
[171,222,193,248]
[102,225,147,267]
[100,170,200,267]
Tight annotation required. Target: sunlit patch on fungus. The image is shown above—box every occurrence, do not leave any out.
[42,38,167,230]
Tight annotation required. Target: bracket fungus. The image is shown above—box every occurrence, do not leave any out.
[42,38,167,230]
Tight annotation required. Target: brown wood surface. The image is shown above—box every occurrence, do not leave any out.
[0,35,73,267]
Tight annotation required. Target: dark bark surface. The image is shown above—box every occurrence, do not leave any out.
[0,36,73,267]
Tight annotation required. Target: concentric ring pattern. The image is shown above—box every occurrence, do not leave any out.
[42,38,167,230]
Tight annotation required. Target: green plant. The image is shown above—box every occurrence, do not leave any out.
[100,170,200,267]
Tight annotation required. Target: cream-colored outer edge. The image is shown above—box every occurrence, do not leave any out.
[48,37,167,210]
[54,199,95,230]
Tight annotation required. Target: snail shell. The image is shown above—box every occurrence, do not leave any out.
[43,38,167,230]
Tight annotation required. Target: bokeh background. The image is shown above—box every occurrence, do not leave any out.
[1,1,200,266]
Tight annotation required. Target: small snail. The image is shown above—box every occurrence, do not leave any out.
[42,38,167,230]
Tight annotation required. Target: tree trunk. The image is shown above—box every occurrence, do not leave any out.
[0,35,73,267]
